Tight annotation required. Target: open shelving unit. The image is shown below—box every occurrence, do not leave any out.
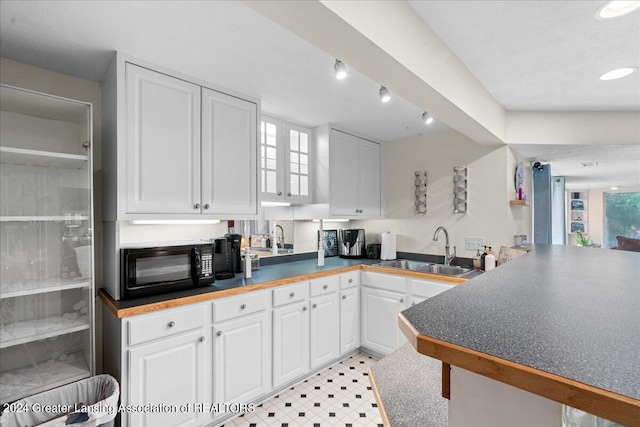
[0,84,95,403]
[568,192,587,234]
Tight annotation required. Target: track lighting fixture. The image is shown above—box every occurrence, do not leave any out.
[422,112,434,125]
[379,86,391,103]
[334,59,347,80]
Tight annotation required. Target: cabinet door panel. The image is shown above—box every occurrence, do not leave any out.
[310,292,340,369]
[126,64,201,214]
[128,330,207,427]
[329,130,359,216]
[358,138,382,217]
[361,287,406,355]
[273,302,310,387]
[340,287,360,355]
[213,312,270,405]
[202,88,257,215]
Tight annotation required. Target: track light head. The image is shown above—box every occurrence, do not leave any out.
[422,112,434,125]
[334,59,347,80]
[379,86,391,103]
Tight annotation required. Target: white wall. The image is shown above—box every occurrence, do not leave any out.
[351,129,532,258]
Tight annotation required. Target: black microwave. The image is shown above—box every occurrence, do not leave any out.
[120,243,214,300]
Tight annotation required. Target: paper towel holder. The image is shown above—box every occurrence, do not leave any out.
[414,171,427,214]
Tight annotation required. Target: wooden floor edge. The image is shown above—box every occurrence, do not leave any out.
[368,367,391,427]
[413,333,640,427]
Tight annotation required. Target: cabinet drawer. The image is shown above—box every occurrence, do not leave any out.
[310,275,339,297]
[361,271,407,292]
[213,291,269,323]
[273,281,309,307]
[410,278,454,299]
[128,304,206,347]
[340,271,359,290]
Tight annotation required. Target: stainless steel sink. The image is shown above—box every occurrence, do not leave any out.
[375,259,473,277]
[423,264,472,276]
[376,259,432,270]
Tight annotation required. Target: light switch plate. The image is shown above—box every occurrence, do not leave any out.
[465,237,484,251]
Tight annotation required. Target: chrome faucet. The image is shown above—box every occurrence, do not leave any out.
[433,226,456,266]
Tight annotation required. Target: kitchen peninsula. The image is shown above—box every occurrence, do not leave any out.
[400,244,640,426]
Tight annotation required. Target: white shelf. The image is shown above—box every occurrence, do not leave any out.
[0,146,88,169]
[0,351,90,403]
[0,215,90,222]
[1,278,91,299]
[0,315,90,349]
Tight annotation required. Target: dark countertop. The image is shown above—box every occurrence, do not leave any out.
[401,244,640,423]
[102,255,378,314]
[369,344,447,427]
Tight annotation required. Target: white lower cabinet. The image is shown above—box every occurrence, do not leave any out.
[272,282,310,388]
[128,330,209,427]
[309,276,340,369]
[212,292,271,417]
[360,287,407,355]
[339,273,360,355]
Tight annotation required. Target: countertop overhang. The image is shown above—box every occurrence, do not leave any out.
[399,244,640,426]
[99,257,471,318]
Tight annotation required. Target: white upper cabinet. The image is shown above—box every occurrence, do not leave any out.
[315,125,384,219]
[202,88,257,216]
[125,64,202,215]
[260,115,313,205]
[102,53,259,220]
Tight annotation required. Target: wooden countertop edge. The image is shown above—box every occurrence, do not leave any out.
[398,314,640,427]
[361,264,468,284]
[368,366,391,427]
[100,263,468,318]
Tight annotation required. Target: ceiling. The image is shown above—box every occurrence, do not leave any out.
[0,0,638,191]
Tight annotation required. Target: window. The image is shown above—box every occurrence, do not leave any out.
[604,192,640,248]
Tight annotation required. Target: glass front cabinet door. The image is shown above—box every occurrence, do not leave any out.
[0,84,94,403]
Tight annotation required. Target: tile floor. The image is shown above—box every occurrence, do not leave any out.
[221,352,383,427]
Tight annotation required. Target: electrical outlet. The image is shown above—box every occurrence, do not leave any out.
[465,237,484,251]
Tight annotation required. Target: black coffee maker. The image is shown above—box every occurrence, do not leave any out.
[213,238,233,279]
[224,233,243,273]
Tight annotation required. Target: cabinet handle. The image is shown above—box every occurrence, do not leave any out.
[168,321,175,328]
[303,306,308,311]
[289,292,295,298]
[348,279,353,283]
[240,304,247,309]
[199,336,206,342]
[216,331,223,337]
[342,295,347,300]
[194,203,200,209]
[411,302,416,306]
[323,284,328,290]
[204,204,210,209]
[355,209,359,213]
[312,304,318,309]
[287,192,292,197]
[277,191,283,196]
[399,298,405,303]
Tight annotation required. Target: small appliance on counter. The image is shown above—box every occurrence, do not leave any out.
[213,238,235,280]
[241,252,260,272]
[319,229,338,257]
[119,242,213,300]
[224,233,243,273]
[366,243,381,259]
[338,229,365,258]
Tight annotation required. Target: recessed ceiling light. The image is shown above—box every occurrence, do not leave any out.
[610,186,620,190]
[600,67,637,80]
[596,1,640,19]
[379,86,391,103]
[334,59,347,80]
[422,112,434,125]
[579,162,598,167]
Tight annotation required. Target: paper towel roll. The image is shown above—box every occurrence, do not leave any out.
[380,232,396,260]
